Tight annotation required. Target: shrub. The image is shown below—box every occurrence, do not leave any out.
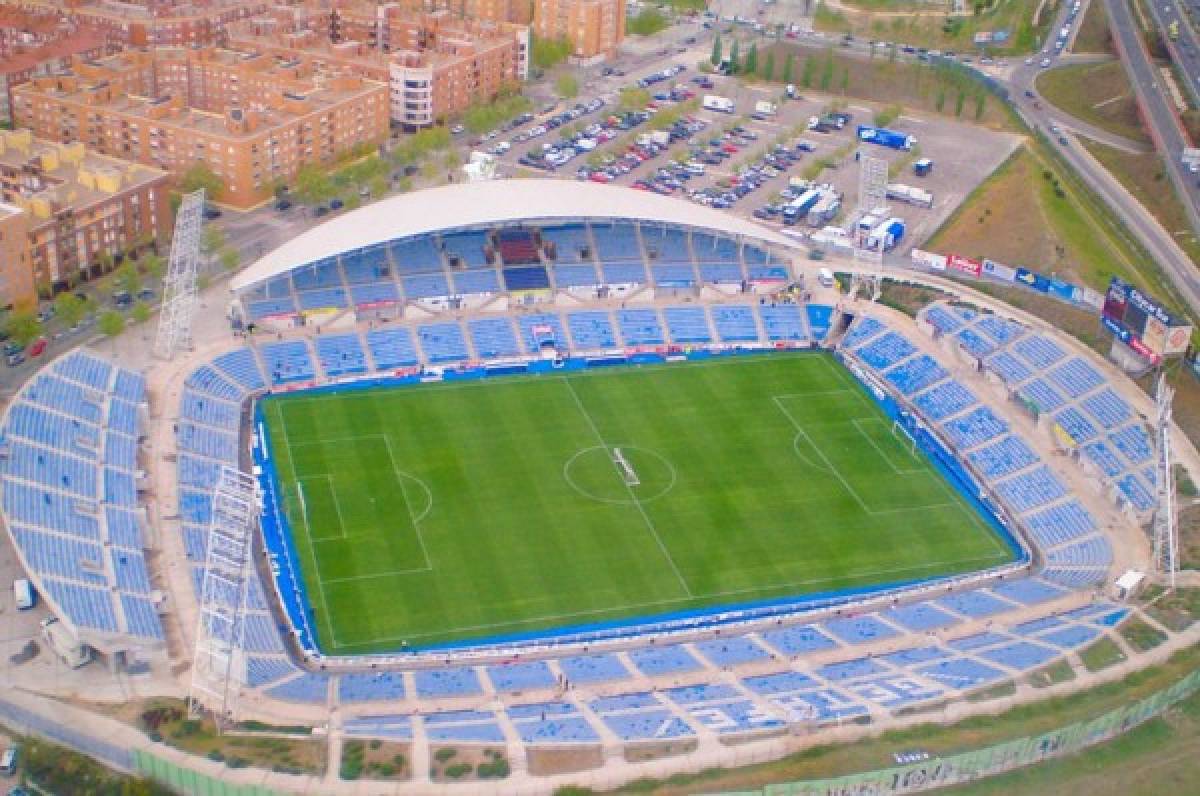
[478,758,511,778]
[445,762,473,779]
[434,748,458,762]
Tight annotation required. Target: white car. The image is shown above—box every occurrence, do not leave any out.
[1040,58,1052,68]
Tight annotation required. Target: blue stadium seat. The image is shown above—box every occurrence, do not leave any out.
[711,305,758,342]
[567,311,618,349]
[260,341,315,384]
[417,322,469,363]
[469,317,521,358]
[616,308,664,345]
[663,306,711,343]
[315,334,367,377]
[366,328,419,369]
[758,304,807,341]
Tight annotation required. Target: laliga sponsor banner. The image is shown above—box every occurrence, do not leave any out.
[1014,267,1050,293]
[982,258,1017,282]
[911,248,948,270]
[947,254,982,276]
[1047,277,1081,304]
[1081,287,1106,311]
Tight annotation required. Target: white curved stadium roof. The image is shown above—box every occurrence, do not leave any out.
[231,179,800,291]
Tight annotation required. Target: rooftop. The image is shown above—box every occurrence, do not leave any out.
[231,179,799,291]
[0,129,167,217]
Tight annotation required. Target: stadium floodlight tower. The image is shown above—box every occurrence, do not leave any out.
[189,466,260,729]
[1152,373,1179,590]
[153,189,205,360]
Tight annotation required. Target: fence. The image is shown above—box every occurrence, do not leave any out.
[723,667,1200,796]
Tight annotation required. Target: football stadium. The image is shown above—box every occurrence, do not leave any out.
[0,179,1195,792]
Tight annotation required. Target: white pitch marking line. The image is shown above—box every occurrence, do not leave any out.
[851,418,925,475]
[773,395,872,514]
[381,434,435,572]
[340,552,1010,647]
[274,401,340,649]
[562,375,693,599]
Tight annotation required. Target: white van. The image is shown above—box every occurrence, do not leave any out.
[13,578,34,610]
[0,746,16,776]
[817,267,835,288]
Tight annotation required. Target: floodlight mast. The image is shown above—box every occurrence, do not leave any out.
[188,466,260,729]
[1152,374,1179,591]
[154,189,205,360]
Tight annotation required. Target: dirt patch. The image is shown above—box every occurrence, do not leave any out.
[1037,61,1149,145]
[429,745,510,782]
[1179,503,1200,570]
[624,738,699,762]
[526,745,604,775]
[340,739,411,781]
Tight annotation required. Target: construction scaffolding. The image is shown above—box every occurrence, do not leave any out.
[154,189,205,360]
[188,466,260,728]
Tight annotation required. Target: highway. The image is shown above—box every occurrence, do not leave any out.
[1100,0,1200,309]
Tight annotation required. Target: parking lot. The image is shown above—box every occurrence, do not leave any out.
[482,58,1021,258]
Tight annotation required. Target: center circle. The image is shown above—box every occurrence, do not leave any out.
[563,445,677,505]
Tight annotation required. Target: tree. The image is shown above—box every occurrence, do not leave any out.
[839,65,849,93]
[54,293,86,329]
[628,8,666,35]
[531,35,572,70]
[935,88,946,112]
[782,53,794,84]
[729,40,741,74]
[201,225,225,256]
[763,51,776,81]
[744,42,758,76]
[219,246,240,271]
[4,310,41,347]
[820,50,834,91]
[131,300,151,327]
[955,88,966,117]
[801,56,815,88]
[178,161,223,199]
[974,91,987,120]
[295,164,334,205]
[141,253,166,281]
[555,72,579,99]
[619,86,651,111]
[116,262,141,297]
[711,34,723,66]
[98,310,124,341]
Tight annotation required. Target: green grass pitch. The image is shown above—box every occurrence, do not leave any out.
[262,353,1014,654]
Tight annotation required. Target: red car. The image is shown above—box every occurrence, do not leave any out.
[588,171,612,183]
[28,337,47,358]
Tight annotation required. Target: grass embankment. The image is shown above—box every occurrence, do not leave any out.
[567,643,1200,794]
[812,0,1051,55]
[1081,139,1200,269]
[762,45,1015,129]
[1036,61,1150,145]
[926,145,1142,289]
[933,684,1200,795]
[1071,0,1115,53]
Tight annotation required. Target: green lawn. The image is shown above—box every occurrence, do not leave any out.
[262,354,1012,654]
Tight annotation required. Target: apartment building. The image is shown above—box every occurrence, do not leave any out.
[0,8,109,124]
[0,129,170,298]
[533,0,624,60]
[12,48,389,208]
[228,8,527,128]
[8,0,270,46]
[0,201,33,307]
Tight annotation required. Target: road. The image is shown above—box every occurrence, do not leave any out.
[1100,0,1200,308]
